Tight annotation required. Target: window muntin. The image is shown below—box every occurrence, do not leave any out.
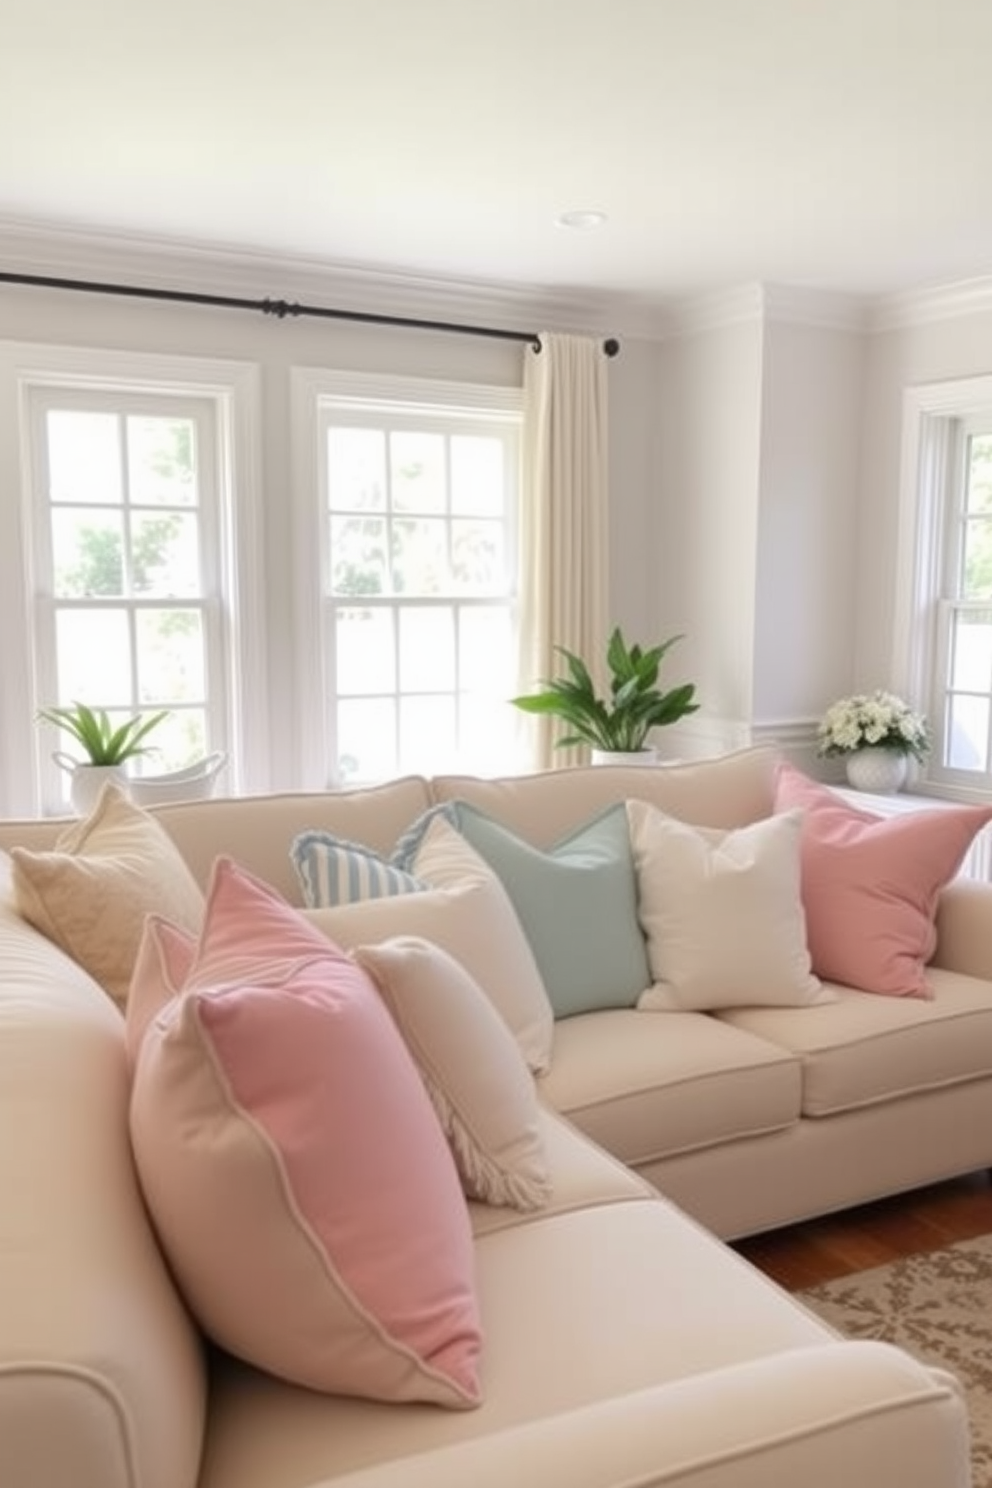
[319,397,521,785]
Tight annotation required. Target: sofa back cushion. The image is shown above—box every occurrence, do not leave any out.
[430,746,778,847]
[150,776,433,900]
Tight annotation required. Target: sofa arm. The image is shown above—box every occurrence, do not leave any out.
[933,877,992,978]
[0,910,206,1488]
[322,1342,968,1488]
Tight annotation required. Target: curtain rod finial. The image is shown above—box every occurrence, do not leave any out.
[603,338,620,358]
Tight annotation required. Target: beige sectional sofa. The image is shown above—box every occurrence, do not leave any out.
[0,745,985,1488]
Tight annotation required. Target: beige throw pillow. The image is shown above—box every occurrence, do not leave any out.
[354,936,552,1212]
[11,784,205,1007]
[627,800,831,1012]
[304,817,555,1073]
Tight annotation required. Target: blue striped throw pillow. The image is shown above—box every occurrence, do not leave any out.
[291,830,427,908]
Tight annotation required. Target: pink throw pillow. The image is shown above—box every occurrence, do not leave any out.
[125,914,196,1071]
[775,762,992,998]
[129,856,482,1407]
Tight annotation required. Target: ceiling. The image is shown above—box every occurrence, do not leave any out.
[4,0,992,312]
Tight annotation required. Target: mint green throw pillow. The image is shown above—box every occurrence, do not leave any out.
[438,802,651,1019]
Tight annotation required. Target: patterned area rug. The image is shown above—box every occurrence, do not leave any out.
[798,1235,992,1487]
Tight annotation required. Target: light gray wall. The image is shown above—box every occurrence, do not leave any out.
[754,316,865,723]
[655,311,764,756]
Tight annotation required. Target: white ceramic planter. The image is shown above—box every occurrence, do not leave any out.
[844,747,908,794]
[53,754,129,815]
[590,747,658,767]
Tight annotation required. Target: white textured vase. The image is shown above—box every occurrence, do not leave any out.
[844,747,908,794]
[53,755,129,815]
[590,747,658,767]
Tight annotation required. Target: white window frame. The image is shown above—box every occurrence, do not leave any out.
[290,367,523,789]
[0,343,266,815]
[895,372,992,796]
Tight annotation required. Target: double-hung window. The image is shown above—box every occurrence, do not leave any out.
[32,391,218,771]
[937,417,992,773]
[295,371,524,786]
[898,375,992,790]
[5,346,264,815]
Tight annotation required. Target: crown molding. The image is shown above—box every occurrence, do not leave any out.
[761,283,869,332]
[666,283,766,338]
[870,273,992,332]
[667,282,868,339]
[0,215,672,345]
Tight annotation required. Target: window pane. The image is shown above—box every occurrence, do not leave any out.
[451,435,504,515]
[330,516,388,595]
[966,434,992,515]
[335,608,395,694]
[52,509,124,596]
[399,607,455,691]
[947,693,989,770]
[392,518,448,594]
[127,417,197,507]
[399,695,456,774]
[328,428,385,511]
[391,432,445,513]
[459,692,521,773]
[459,606,514,693]
[47,411,122,505]
[132,709,207,774]
[962,517,992,600]
[452,518,504,591]
[135,609,205,703]
[335,698,396,783]
[55,608,132,700]
[951,611,992,691]
[131,512,200,596]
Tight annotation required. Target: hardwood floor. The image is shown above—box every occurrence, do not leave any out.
[733,1171,992,1291]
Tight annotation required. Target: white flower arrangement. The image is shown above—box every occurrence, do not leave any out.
[817,690,931,762]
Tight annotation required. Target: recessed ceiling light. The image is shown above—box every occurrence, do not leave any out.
[556,209,607,231]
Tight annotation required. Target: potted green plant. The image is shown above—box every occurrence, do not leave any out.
[511,627,699,762]
[38,701,170,813]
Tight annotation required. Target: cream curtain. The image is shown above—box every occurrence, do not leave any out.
[517,332,610,769]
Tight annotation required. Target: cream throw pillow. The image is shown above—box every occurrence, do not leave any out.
[11,784,205,1007]
[627,801,830,1012]
[303,817,555,1074]
[354,936,552,1212]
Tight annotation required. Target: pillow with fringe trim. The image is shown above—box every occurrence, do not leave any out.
[352,935,551,1212]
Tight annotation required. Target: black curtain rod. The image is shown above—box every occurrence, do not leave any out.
[0,269,620,357]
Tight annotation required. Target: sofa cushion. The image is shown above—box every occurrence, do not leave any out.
[129,856,482,1408]
[537,1008,802,1165]
[404,801,651,1018]
[774,762,992,998]
[718,967,992,1116]
[10,784,204,1007]
[353,936,551,1211]
[201,1194,837,1488]
[297,816,555,1074]
[151,776,435,901]
[627,801,829,1012]
[430,744,779,846]
[467,1105,654,1239]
